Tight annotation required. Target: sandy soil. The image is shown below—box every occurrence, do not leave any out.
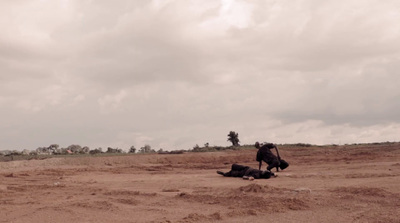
[1,143,400,223]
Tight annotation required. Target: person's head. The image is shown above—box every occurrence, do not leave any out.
[255,142,260,148]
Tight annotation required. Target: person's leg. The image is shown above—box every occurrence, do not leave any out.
[217,171,225,176]
[276,159,281,172]
[218,164,248,177]
[217,170,233,177]
[267,159,280,172]
[266,163,273,171]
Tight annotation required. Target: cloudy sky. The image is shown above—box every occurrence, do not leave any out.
[1,0,400,151]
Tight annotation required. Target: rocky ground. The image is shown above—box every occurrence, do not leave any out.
[1,143,400,223]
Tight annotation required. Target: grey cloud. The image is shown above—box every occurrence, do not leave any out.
[223,0,400,72]
[50,3,216,88]
[269,60,400,126]
[1,0,400,150]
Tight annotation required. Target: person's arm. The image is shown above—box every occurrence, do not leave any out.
[274,145,281,160]
[258,160,262,170]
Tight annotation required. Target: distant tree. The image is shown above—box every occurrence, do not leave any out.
[67,144,82,154]
[21,149,31,155]
[193,144,200,151]
[227,131,240,146]
[204,143,209,148]
[48,144,59,152]
[82,146,90,154]
[49,144,64,155]
[129,146,136,153]
[36,146,53,155]
[139,144,152,153]
[107,147,123,153]
[89,148,103,155]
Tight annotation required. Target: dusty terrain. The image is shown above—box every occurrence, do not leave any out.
[1,143,400,223]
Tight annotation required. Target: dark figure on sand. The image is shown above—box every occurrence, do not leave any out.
[255,142,281,172]
[217,164,276,180]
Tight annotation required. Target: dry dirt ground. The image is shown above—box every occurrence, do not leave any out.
[1,144,400,223]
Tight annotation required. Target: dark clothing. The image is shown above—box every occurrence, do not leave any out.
[218,164,273,179]
[256,144,280,171]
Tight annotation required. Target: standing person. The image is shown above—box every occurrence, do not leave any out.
[217,164,276,180]
[255,142,281,172]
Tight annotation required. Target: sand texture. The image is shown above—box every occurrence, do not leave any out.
[1,144,400,223]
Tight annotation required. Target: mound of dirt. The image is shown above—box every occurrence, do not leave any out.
[331,186,395,197]
[104,190,157,197]
[110,198,140,205]
[281,197,310,210]
[69,200,118,211]
[181,212,222,222]
[177,184,311,215]
[237,184,275,193]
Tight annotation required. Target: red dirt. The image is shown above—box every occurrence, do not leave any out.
[1,143,400,222]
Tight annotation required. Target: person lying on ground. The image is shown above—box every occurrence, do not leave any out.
[255,142,281,172]
[217,164,277,180]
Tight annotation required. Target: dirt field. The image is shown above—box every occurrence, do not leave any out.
[1,143,400,223]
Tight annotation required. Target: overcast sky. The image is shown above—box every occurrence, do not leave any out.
[1,0,400,151]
